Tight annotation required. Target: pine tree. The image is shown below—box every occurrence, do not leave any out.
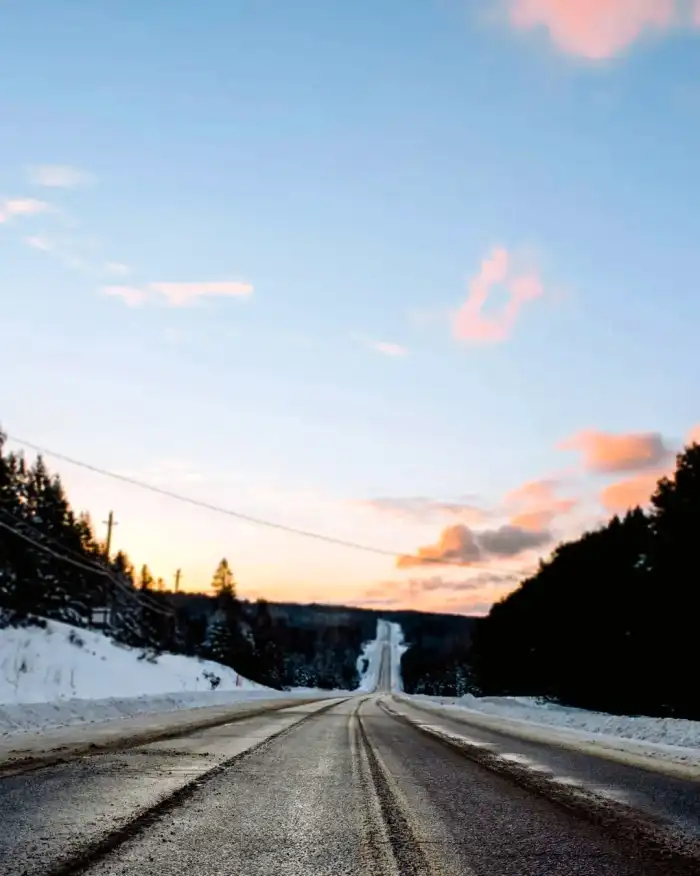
[211,558,236,596]
[139,564,154,591]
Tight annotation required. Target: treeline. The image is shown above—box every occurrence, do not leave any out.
[399,613,476,696]
[470,442,700,720]
[0,431,363,691]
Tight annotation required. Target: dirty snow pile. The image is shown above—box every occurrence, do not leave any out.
[412,692,700,754]
[0,619,292,734]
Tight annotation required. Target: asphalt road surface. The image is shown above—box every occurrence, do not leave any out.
[2,650,699,876]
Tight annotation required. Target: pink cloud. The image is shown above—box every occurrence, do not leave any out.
[368,340,408,357]
[509,0,695,60]
[453,247,543,344]
[397,522,550,568]
[149,281,253,307]
[0,198,52,222]
[361,572,521,615]
[101,280,254,308]
[687,424,700,445]
[559,429,671,473]
[504,477,578,531]
[600,470,666,513]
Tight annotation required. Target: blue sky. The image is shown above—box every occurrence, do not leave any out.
[2,1,700,613]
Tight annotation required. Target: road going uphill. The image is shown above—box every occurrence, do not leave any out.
[1,621,699,876]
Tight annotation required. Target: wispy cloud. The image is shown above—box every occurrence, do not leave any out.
[0,198,52,222]
[352,333,408,357]
[453,247,543,344]
[23,234,87,270]
[368,340,408,357]
[396,522,550,568]
[559,429,671,474]
[24,235,54,253]
[102,285,149,307]
[27,165,95,188]
[504,477,578,531]
[105,261,130,277]
[101,280,254,308]
[362,571,521,614]
[507,0,699,60]
[357,496,488,525]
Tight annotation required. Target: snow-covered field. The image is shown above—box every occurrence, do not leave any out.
[0,619,299,734]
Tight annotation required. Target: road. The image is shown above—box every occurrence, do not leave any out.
[1,645,699,875]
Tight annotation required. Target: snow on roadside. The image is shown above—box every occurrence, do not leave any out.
[388,621,407,692]
[0,688,306,736]
[356,629,382,692]
[355,619,407,693]
[0,619,310,735]
[402,693,700,773]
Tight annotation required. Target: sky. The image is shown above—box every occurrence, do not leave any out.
[2,1,700,615]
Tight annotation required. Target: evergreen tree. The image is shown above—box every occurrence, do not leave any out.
[211,558,236,596]
[139,564,154,591]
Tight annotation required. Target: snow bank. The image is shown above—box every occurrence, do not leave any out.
[355,619,406,693]
[387,621,407,692]
[0,619,268,705]
[356,631,382,692]
[0,619,306,735]
[0,688,300,735]
[411,693,700,756]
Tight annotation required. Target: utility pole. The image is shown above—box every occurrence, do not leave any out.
[103,511,118,558]
[174,569,182,593]
[102,510,118,630]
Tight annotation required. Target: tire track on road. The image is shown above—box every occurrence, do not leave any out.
[38,698,348,876]
[0,697,323,779]
[378,698,700,876]
[351,698,447,876]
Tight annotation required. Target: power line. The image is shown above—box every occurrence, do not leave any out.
[0,514,175,617]
[0,520,111,578]
[0,507,152,601]
[6,434,526,574]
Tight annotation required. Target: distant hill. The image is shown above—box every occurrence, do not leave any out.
[170,593,477,647]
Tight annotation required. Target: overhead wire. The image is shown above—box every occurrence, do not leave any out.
[0,514,175,617]
[5,434,527,576]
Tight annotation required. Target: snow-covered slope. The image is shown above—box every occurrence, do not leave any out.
[0,619,267,705]
[0,619,306,734]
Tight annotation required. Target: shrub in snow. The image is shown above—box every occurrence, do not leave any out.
[203,670,221,690]
[68,629,85,648]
